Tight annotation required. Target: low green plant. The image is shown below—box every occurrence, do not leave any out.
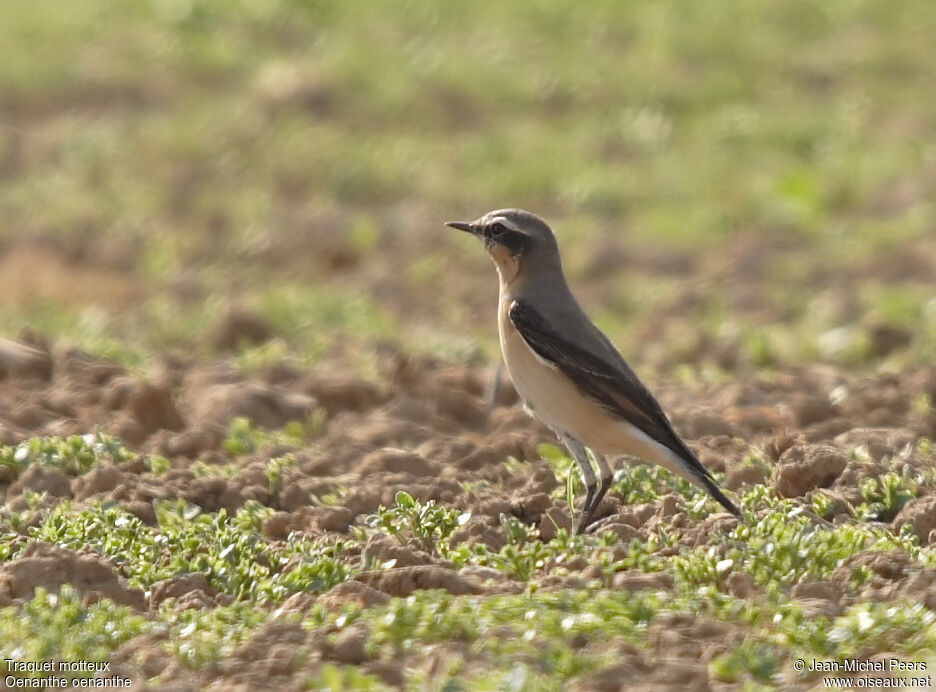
[858,471,918,522]
[265,453,298,494]
[0,433,133,477]
[810,491,838,520]
[161,601,275,669]
[366,491,470,554]
[30,500,354,602]
[147,455,172,476]
[827,601,936,658]
[221,414,326,457]
[191,460,239,478]
[303,664,386,692]
[609,461,728,518]
[674,486,923,591]
[710,639,780,684]
[0,586,149,677]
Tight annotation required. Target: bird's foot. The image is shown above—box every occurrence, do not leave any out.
[575,509,600,536]
[579,514,618,535]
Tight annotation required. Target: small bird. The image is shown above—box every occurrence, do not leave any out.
[446,209,740,533]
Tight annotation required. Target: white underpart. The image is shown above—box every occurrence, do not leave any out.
[615,419,702,485]
[501,312,705,489]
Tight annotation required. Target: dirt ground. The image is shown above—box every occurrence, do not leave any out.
[3,325,936,689]
[4,1,936,688]
[0,157,934,690]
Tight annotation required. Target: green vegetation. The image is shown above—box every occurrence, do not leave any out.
[0,433,133,478]
[1,444,936,686]
[222,415,326,457]
[162,601,275,669]
[675,488,922,590]
[0,0,933,368]
[0,586,149,684]
[366,490,471,554]
[858,471,919,522]
[1,429,934,687]
[29,499,352,601]
[2,0,936,687]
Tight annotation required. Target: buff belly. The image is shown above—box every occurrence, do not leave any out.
[498,304,698,484]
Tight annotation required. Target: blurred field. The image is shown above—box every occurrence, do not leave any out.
[2,0,936,689]
[2,0,935,368]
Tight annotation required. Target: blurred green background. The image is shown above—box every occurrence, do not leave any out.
[1,0,934,372]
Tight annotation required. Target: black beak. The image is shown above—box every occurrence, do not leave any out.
[445,221,480,236]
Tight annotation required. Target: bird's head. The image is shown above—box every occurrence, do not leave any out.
[445,208,561,285]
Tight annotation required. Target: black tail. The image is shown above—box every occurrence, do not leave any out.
[666,436,743,518]
[697,472,742,518]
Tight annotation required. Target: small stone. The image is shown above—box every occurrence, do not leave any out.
[771,444,847,498]
[538,507,573,541]
[330,626,368,665]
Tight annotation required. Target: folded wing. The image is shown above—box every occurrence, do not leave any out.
[508,299,740,516]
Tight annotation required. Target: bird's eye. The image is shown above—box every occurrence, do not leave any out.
[487,224,528,256]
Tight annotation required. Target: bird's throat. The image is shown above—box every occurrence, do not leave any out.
[489,245,521,288]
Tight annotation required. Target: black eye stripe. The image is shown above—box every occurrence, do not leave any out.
[488,222,509,237]
[484,223,527,254]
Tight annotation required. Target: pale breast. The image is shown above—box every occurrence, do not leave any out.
[495,295,697,480]
[498,295,612,445]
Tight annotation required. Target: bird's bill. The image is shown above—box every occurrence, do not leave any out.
[444,221,480,236]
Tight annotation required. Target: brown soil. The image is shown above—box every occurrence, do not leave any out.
[3,343,935,545]
[0,542,145,609]
[2,341,936,689]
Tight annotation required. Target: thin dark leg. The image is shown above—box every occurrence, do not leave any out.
[557,433,597,535]
[584,455,615,528]
[577,482,598,535]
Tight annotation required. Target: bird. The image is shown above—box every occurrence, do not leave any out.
[445,209,741,534]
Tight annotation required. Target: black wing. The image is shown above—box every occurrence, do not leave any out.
[509,299,740,516]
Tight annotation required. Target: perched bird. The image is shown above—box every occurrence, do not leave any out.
[446,209,740,533]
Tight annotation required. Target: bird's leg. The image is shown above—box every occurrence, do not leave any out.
[586,455,616,526]
[558,433,597,535]
[486,364,503,410]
